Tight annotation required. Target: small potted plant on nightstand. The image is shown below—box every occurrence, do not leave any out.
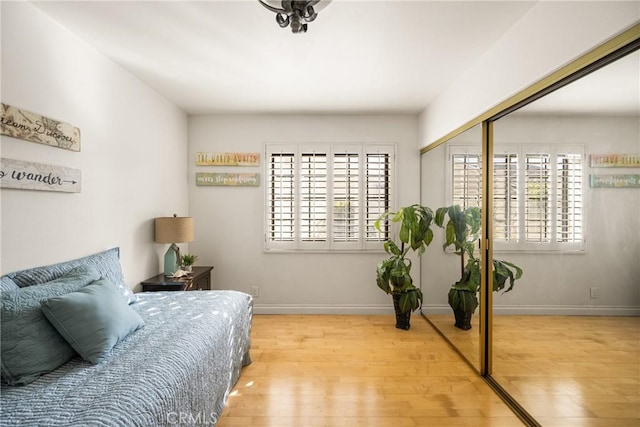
[180,254,198,272]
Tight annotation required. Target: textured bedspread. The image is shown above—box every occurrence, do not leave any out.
[1,290,252,426]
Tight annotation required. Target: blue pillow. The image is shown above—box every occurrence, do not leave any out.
[0,265,100,385]
[0,276,18,292]
[41,279,145,364]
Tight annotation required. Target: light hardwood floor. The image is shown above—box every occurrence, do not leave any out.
[428,314,640,426]
[492,315,640,427]
[218,315,524,427]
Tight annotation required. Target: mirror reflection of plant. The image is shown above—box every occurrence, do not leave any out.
[436,204,481,277]
[435,204,523,330]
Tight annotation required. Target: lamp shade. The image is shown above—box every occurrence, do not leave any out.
[155,215,194,244]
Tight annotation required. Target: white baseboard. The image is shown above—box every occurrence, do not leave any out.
[421,304,640,316]
[254,303,640,316]
[253,304,394,315]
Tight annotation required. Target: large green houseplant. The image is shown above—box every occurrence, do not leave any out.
[435,204,523,330]
[374,204,435,330]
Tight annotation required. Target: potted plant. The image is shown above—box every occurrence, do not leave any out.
[374,204,435,330]
[435,204,523,330]
[180,254,198,272]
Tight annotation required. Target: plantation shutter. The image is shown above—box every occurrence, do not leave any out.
[265,143,394,251]
[365,151,392,243]
[268,152,295,245]
[449,144,585,252]
[451,153,481,209]
[556,153,583,243]
[493,153,519,242]
[300,151,328,243]
[524,153,551,243]
[332,151,360,243]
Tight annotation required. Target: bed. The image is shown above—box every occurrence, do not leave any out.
[0,248,252,426]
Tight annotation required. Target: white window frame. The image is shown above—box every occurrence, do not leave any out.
[447,144,586,252]
[265,143,395,252]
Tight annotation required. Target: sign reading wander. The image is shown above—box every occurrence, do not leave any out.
[196,173,260,187]
[1,103,81,152]
[0,158,81,193]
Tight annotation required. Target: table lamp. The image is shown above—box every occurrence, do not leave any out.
[155,214,194,276]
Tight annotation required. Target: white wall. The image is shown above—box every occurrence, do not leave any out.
[188,114,421,314]
[419,1,640,148]
[0,2,189,290]
[421,115,640,315]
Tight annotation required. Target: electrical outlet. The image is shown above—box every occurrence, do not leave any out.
[590,287,599,299]
[251,286,259,298]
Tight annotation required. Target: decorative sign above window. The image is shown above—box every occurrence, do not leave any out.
[196,152,260,166]
[196,173,260,187]
[589,174,640,188]
[0,103,80,152]
[589,154,640,168]
[0,158,81,193]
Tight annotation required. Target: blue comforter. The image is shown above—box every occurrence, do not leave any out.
[0,290,252,426]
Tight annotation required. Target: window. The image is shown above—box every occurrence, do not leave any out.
[266,144,395,251]
[449,145,585,251]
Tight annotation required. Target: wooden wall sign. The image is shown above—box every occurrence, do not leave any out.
[0,158,81,193]
[196,173,260,187]
[196,152,260,166]
[590,154,640,168]
[589,174,640,188]
[1,103,80,151]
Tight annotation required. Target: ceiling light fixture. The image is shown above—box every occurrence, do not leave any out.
[258,1,330,34]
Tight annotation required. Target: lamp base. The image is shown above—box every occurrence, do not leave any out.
[163,243,180,276]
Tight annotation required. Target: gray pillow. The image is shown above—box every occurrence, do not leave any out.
[7,247,137,304]
[0,265,100,385]
[41,279,145,364]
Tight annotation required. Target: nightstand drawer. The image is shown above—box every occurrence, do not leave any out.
[141,282,186,292]
[141,266,213,292]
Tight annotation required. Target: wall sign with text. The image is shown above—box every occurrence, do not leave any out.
[196,152,260,166]
[196,173,260,187]
[0,158,81,193]
[589,174,640,188]
[590,154,640,168]
[1,103,81,152]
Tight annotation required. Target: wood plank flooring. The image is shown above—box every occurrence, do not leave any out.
[427,314,640,426]
[218,315,523,426]
[492,315,640,427]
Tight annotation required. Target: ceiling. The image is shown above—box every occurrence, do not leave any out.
[32,0,538,115]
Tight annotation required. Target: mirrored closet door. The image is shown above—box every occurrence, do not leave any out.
[490,47,640,426]
[421,124,484,372]
[420,28,639,426]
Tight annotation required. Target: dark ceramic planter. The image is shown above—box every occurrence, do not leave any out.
[392,294,411,330]
[452,308,473,330]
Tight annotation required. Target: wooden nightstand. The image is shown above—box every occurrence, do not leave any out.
[141,266,213,292]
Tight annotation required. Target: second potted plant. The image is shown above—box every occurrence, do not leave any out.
[435,204,523,330]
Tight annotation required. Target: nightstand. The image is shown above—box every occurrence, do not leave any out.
[141,266,213,292]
